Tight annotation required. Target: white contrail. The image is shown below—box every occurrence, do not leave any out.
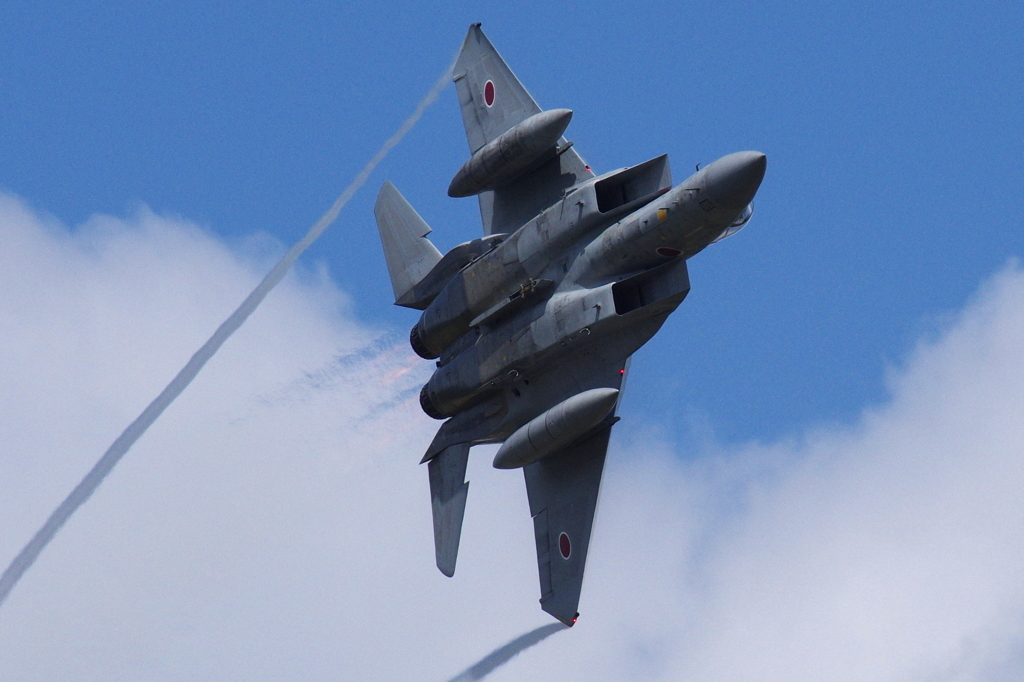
[446,623,567,681]
[0,55,456,610]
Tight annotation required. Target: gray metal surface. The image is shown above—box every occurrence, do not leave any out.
[493,388,619,470]
[377,23,767,625]
[453,24,594,236]
[524,425,612,626]
[374,181,443,309]
[428,442,471,577]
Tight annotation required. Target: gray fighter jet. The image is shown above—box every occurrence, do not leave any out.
[375,24,766,626]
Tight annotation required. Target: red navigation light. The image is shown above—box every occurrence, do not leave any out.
[619,369,625,375]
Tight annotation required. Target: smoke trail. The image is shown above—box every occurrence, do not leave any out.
[446,623,567,681]
[0,56,457,610]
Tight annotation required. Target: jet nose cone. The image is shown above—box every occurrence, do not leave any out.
[704,151,767,210]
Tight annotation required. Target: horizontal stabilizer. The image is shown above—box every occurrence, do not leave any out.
[428,442,471,577]
[374,182,443,308]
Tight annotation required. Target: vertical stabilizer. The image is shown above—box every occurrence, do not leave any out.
[428,443,471,577]
[374,181,443,308]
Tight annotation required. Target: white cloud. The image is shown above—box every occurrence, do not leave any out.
[516,265,1024,682]
[1,194,1023,681]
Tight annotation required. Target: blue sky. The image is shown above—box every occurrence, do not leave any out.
[2,1,1020,447]
[1,2,1023,679]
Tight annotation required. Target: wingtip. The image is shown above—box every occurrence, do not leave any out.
[463,23,484,47]
[541,598,581,627]
[460,22,494,58]
[374,180,396,205]
[552,611,579,627]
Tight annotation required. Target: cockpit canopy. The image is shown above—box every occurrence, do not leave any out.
[711,202,753,243]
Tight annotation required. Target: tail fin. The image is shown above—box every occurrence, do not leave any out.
[374,182,443,309]
[428,443,471,577]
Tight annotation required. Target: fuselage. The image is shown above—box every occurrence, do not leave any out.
[418,151,767,423]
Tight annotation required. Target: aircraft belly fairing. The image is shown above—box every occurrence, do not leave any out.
[374,23,766,624]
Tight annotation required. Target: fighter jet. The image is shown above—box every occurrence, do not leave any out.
[375,24,766,626]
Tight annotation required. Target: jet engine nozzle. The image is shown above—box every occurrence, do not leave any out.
[704,151,767,211]
[410,323,439,360]
[420,384,446,420]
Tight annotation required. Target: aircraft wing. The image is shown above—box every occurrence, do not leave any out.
[514,349,628,625]
[523,424,613,626]
[453,24,594,236]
